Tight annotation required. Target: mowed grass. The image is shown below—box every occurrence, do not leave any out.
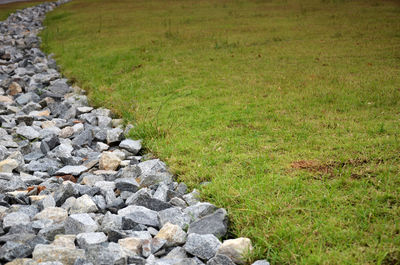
[0,0,52,20]
[42,0,400,264]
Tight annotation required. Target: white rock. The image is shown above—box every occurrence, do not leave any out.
[118,237,142,255]
[34,207,68,223]
[99,151,121,171]
[155,222,187,247]
[69,194,98,214]
[0,159,18,173]
[217,238,253,264]
[76,232,108,249]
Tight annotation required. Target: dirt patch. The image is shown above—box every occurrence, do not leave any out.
[290,158,371,179]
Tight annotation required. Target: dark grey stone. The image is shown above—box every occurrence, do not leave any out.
[38,223,65,241]
[184,233,221,261]
[158,207,191,229]
[26,158,62,175]
[207,255,235,265]
[85,243,126,265]
[118,205,160,228]
[40,135,60,154]
[64,213,98,234]
[0,241,32,261]
[188,209,228,238]
[127,192,172,212]
[115,177,140,192]
[73,128,93,148]
[54,182,78,206]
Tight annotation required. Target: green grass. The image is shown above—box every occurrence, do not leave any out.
[41,0,400,264]
[0,0,52,20]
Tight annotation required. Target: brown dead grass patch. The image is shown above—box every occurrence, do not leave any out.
[290,158,371,179]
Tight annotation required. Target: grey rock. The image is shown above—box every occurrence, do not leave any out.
[100,211,122,232]
[118,205,159,228]
[115,178,140,193]
[81,174,105,186]
[38,223,65,241]
[76,232,108,249]
[97,115,112,128]
[20,174,43,186]
[11,205,40,218]
[47,78,72,96]
[72,128,93,147]
[74,184,100,197]
[119,139,141,155]
[3,211,30,229]
[188,209,228,238]
[76,106,93,114]
[92,195,106,212]
[158,207,191,229]
[15,92,40,105]
[165,246,188,259]
[170,197,187,209]
[26,158,62,175]
[94,180,115,193]
[0,241,32,261]
[55,165,87,176]
[184,203,218,222]
[85,242,126,265]
[153,184,169,202]
[106,127,124,144]
[137,159,173,186]
[24,151,45,163]
[183,189,201,206]
[54,182,78,206]
[151,258,198,265]
[116,164,141,179]
[39,262,65,265]
[21,102,41,113]
[65,213,98,234]
[184,233,221,261]
[207,255,235,265]
[61,197,77,211]
[40,135,60,154]
[127,192,172,211]
[176,183,188,195]
[80,113,97,125]
[32,195,56,210]
[16,126,40,140]
[50,143,73,161]
[32,219,54,232]
[92,108,111,117]
[96,142,109,152]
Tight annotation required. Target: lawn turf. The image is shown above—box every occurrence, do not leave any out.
[41,0,400,263]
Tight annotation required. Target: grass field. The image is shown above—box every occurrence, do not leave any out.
[0,0,51,20]
[41,0,400,264]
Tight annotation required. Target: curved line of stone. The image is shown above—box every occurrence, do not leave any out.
[0,1,270,265]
